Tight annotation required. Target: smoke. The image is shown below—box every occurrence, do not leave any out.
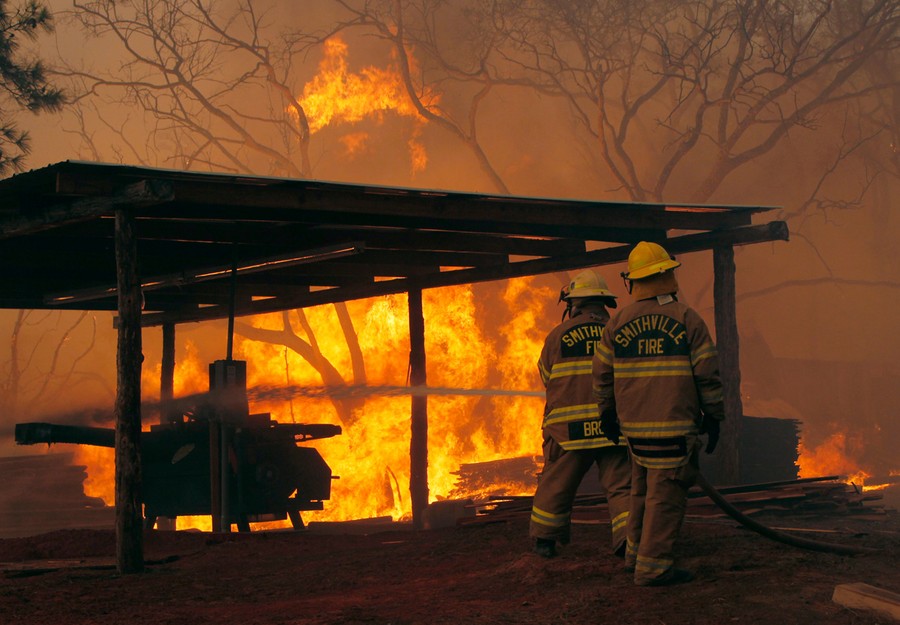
[4,0,898,489]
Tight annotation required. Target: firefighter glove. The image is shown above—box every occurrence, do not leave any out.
[599,408,621,445]
[700,414,720,454]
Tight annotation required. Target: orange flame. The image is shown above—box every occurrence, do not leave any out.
[76,278,554,529]
[797,431,889,491]
[296,36,435,174]
[74,339,211,502]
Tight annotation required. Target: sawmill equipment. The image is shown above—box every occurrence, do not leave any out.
[14,360,342,532]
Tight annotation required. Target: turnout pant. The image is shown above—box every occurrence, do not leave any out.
[530,437,631,553]
[625,449,699,584]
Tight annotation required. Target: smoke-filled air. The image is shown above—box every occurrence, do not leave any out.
[0,0,897,528]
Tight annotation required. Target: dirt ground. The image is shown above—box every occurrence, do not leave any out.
[1,502,899,625]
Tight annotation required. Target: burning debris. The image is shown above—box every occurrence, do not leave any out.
[462,476,893,527]
[449,455,541,500]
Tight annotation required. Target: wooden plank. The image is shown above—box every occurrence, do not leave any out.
[0,179,173,239]
[137,221,789,327]
[832,582,900,621]
[161,178,755,231]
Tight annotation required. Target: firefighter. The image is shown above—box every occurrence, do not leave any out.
[592,241,723,586]
[530,269,631,559]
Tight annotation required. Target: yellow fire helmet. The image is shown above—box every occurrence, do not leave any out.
[560,269,618,305]
[622,241,681,280]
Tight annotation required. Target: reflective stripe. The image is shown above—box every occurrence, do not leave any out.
[559,437,618,450]
[628,436,687,458]
[691,342,718,366]
[625,539,639,568]
[614,359,692,378]
[594,342,613,365]
[538,360,550,384]
[611,510,629,533]
[636,554,674,575]
[593,383,614,400]
[631,455,688,469]
[620,420,696,438]
[543,403,600,426]
[530,505,569,528]
[623,422,695,469]
[548,359,592,380]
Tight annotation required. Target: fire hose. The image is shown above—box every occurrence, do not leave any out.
[695,472,878,556]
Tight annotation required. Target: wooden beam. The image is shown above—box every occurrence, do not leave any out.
[291,228,589,257]
[136,221,789,326]
[114,208,144,574]
[139,205,664,242]
[55,173,757,232]
[45,243,364,306]
[127,221,591,257]
[0,179,173,239]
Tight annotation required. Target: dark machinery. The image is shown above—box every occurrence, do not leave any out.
[15,360,342,532]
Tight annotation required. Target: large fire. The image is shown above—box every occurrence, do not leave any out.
[295,36,434,174]
[65,35,895,532]
[72,36,544,530]
[71,284,896,528]
[74,279,553,529]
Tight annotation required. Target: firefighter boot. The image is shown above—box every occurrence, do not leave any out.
[533,538,557,558]
[635,568,694,587]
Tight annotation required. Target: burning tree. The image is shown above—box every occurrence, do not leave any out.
[332,1,898,229]
[8,0,897,519]
[319,0,900,480]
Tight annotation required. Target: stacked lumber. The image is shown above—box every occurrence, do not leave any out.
[0,453,114,539]
[458,476,892,526]
[447,456,540,500]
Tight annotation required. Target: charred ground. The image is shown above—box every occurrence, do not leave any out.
[0,503,898,625]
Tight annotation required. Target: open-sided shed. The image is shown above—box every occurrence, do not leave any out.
[0,160,787,571]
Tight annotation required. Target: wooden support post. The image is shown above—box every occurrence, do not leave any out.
[209,420,222,533]
[161,323,177,423]
[220,425,231,533]
[156,323,177,531]
[713,245,743,485]
[114,208,144,574]
[408,287,429,529]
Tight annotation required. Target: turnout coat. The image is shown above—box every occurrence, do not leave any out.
[592,294,724,469]
[538,310,617,451]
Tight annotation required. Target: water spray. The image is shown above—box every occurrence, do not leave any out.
[247,384,545,402]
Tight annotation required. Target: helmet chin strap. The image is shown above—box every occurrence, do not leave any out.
[559,285,571,321]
